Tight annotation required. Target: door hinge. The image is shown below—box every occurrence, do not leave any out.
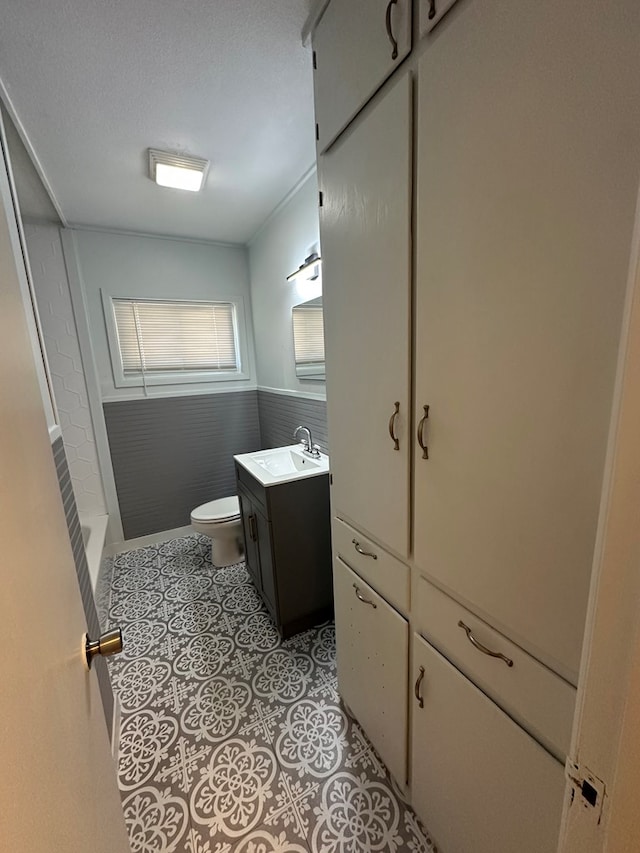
[329,473,333,485]
[319,191,324,207]
[315,122,319,141]
[312,50,317,69]
[565,760,606,825]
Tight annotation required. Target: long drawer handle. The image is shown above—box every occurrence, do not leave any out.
[248,514,257,542]
[414,665,425,708]
[428,0,437,20]
[352,538,378,560]
[417,404,430,459]
[353,583,377,608]
[388,401,400,451]
[385,0,399,60]
[458,620,514,667]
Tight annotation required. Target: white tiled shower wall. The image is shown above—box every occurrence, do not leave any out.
[25,223,106,515]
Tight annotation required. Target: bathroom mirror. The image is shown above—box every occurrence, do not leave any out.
[292,296,325,380]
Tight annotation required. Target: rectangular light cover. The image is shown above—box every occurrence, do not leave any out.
[148,149,209,192]
[155,163,203,192]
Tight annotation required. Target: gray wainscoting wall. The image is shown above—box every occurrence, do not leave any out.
[258,390,328,453]
[104,390,261,540]
[53,436,114,736]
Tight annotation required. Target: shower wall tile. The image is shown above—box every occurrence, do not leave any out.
[26,222,106,515]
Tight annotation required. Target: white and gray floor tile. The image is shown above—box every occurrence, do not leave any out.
[101,534,438,853]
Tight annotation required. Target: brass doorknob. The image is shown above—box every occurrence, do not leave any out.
[82,628,123,670]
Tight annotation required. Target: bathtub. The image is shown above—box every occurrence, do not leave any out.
[80,514,109,593]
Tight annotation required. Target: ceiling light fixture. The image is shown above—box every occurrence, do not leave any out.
[286,253,322,283]
[148,149,209,192]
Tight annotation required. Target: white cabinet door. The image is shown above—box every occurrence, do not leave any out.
[334,557,408,785]
[411,634,565,853]
[320,73,411,558]
[413,0,640,679]
[418,0,460,35]
[313,0,411,153]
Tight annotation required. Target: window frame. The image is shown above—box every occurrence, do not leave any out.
[102,291,251,388]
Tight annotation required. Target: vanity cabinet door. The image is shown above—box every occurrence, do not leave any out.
[313,0,411,153]
[411,633,565,853]
[334,557,408,785]
[254,508,278,621]
[320,72,411,559]
[238,487,261,592]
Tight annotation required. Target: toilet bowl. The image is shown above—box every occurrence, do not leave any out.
[190,495,243,567]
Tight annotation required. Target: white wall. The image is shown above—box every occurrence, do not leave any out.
[72,229,257,401]
[25,223,107,515]
[248,171,324,399]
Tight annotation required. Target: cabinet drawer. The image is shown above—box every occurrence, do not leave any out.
[411,633,565,853]
[334,557,408,785]
[313,0,411,153]
[333,517,410,614]
[414,575,576,760]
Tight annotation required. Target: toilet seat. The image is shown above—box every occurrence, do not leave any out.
[191,495,240,524]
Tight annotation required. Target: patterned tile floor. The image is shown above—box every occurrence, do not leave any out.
[98,533,437,853]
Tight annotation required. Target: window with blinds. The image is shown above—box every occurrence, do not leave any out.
[112,298,239,377]
[292,298,325,379]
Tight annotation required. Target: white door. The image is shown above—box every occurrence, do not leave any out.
[320,72,412,558]
[413,0,640,680]
[0,140,129,851]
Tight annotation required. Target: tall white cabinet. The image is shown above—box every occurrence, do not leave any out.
[313,0,640,850]
[413,0,640,680]
[321,73,411,559]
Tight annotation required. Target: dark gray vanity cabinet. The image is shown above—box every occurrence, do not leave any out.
[235,462,333,638]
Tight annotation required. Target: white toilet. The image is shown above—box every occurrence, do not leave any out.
[190,495,243,566]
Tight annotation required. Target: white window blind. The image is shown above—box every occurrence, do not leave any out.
[292,304,325,366]
[112,299,239,375]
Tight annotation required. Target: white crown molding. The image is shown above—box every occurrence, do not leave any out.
[66,223,244,249]
[247,164,317,248]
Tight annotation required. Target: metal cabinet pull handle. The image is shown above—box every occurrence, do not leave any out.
[428,0,437,20]
[353,583,377,608]
[249,514,257,542]
[414,666,425,708]
[417,404,430,459]
[352,538,378,560]
[385,0,399,60]
[388,401,400,450]
[458,620,514,667]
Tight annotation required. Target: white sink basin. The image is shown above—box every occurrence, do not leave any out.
[234,444,330,487]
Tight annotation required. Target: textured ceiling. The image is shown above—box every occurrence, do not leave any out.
[0,0,316,243]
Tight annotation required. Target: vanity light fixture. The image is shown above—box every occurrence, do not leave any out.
[286,253,322,283]
[148,149,210,192]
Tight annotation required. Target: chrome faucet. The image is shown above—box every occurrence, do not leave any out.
[293,425,321,458]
